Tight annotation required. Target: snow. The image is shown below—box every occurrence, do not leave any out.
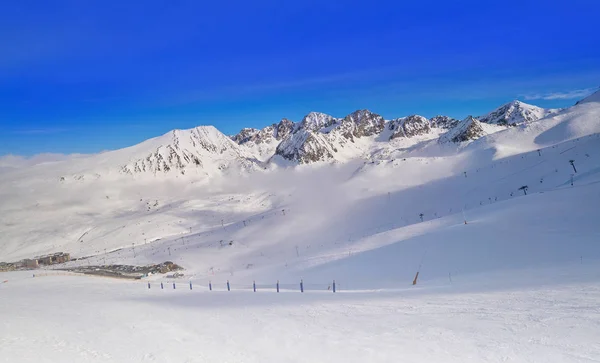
[275,129,339,163]
[118,126,259,176]
[300,112,338,132]
[388,115,431,139]
[576,89,600,104]
[1,100,599,263]
[1,97,600,362]
[231,120,295,162]
[2,266,600,363]
[478,100,560,125]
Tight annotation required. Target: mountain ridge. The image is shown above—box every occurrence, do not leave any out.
[2,98,594,177]
[477,100,560,125]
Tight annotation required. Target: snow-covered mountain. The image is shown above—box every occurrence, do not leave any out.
[119,126,261,176]
[1,91,600,291]
[300,112,338,132]
[3,93,600,363]
[478,100,559,125]
[430,115,459,129]
[2,92,599,263]
[231,118,295,145]
[1,126,263,182]
[229,101,558,165]
[576,88,600,104]
[439,116,487,143]
[387,114,460,140]
[339,109,386,139]
[261,100,575,164]
[230,119,295,161]
[388,115,430,139]
[0,99,595,181]
[274,129,339,164]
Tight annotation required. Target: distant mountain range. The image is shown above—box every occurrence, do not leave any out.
[230,99,561,164]
[2,91,598,179]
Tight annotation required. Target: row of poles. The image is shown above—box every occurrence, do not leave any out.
[147,279,337,293]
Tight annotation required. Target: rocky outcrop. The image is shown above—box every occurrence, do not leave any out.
[341,109,385,139]
[440,116,486,143]
[430,115,459,129]
[401,115,431,137]
[300,112,338,132]
[232,118,296,146]
[231,100,556,163]
[389,115,431,139]
[275,129,337,164]
[231,128,260,144]
[389,115,458,140]
[275,118,295,140]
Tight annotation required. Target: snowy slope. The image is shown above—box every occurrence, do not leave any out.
[3,146,600,362]
[1,98,599,264]
[474,96,600,158]
[3,260,600,363]
[575,89,600,104]
[2,95,600,363]
[1,99,599,268]
[478,100,560,125]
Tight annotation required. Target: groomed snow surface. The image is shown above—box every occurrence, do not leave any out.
[3,262,600,363]
[3,159,600,362]
[2,96,600,362]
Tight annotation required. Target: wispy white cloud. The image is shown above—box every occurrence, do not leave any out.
[522,88,597,101]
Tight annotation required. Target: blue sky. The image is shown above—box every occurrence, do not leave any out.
[1,0,599,156]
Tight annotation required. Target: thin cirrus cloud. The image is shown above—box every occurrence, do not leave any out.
[522,88,597,101]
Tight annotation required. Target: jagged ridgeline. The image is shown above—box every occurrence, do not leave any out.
[231,100,563,164]
[17,91,598,180]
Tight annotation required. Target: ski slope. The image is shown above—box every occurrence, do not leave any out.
[1,94,600,362]
[2,264,600,363]
[2,129,599,284]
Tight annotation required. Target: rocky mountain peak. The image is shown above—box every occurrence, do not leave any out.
[342,109,385,138]
[276,118,295,139]
[140,98,565,167]
[300,112,337,132]
[389,115,431,140]
[388,115,458,140]
[478,100,556,125]
[430,115,459,129]
[275,129,337,164]
[120,126,257,175]
[232,118,296,146]
[231,128,260,144]
[440,116,486,143]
